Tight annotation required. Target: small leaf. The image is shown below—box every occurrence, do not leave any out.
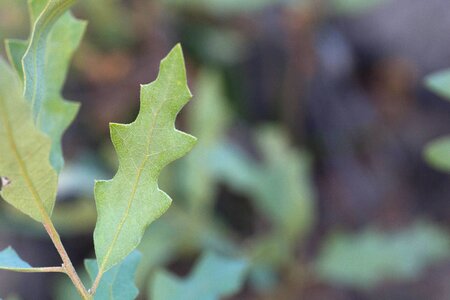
[424,136,450,172]
[425,69,450,101]
[0,59,57,222]
[85,251,141,300]
[93,45,196,274]
[0,247,60,273]
[151,252,248,300]
[315,221,450,289]
[19,0,86,172]
[0,247,33,272]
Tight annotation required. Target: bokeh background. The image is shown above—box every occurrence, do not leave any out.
[1,0,450,299]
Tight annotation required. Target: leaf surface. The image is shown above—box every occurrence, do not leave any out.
[151,252,248,300]
[14,0,86,172]
[0,59,57,222]
[85,251,141,300]
[93,45,196,274]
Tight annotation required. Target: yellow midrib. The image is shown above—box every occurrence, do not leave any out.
[0,93,50,222]
[98,102,164,274]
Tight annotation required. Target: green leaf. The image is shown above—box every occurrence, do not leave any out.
[93,45,197,274]
[151,252,248,300]
[0,247,59,273]
[425,69,450,101]
[85,251,141,300]
[19,0,86,172]
[424,136,450,172]
[330,0,388,15]
[315,221,450,289]
[0,59,57,222]
[4,39,27,80]
[0,247,33,272]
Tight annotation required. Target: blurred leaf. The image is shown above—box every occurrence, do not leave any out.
[151,252,248,300]
[0,59,57,222]
[424,136,450,172]
[85,251,141,300]
[93,45,196,274]
[78,0,134,49]
[0,247,33,272]
[160,0,278,15]
[14,0,86,172]
[252,126,315,239]
[316,221,450,289]
[330,0,388,15]
[0,247,59,273]
[178,69,232,213]
[425,69,450,101]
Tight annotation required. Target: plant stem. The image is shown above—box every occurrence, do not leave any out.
[89,269,103,296]
[14,266,65,273]
[43,221,92,300]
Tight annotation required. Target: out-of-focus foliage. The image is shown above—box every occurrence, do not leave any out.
[0,247,35,272]
[424,69,450,172]
[316,221,450,289]
[424,136,450,172]
[150,252,248,300]
[85,251,141,300]
[329,0,389,15]
[426,69,450,101]
[160,0,285,16]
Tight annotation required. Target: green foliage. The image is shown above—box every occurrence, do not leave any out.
[151,252,248,300]
[330,0,388,14]
[424,136,450,172]
[85,251,141,300]
[93,45,197,275]
[316,221,450,289]
[6,0,86,173]
[1,1,197,298]
[425,69,450,101]
[0,59,57,222]
[424,69,450,172]
[0,247,35,272]
[161,0,278,15]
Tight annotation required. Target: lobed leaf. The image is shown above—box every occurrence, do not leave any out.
[85,251,141,300]
[93,45,196,274]
[6,0,86,172]
[151,252,248,300]
[0,59,57,222]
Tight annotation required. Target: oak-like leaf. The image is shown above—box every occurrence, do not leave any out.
[0,59,57,222]
[93,45,196,275]
[8,0,86,172]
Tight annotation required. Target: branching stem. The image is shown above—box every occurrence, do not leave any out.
[43,220,92,300]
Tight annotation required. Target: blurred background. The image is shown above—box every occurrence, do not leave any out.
[0,0,450,299]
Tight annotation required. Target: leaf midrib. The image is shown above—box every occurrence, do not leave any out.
[0,93,49,222]
[98,101,165,274]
